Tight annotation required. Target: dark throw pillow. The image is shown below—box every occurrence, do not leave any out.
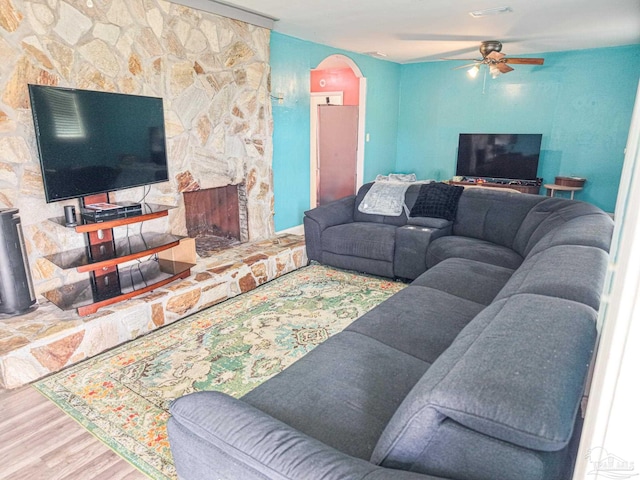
[409,182,464,221]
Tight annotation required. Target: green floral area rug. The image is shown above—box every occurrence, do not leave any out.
[34,264,405,479]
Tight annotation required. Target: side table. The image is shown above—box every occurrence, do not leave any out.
[544,184,583,200]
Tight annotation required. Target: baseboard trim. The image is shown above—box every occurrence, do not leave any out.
[276,224,304,235]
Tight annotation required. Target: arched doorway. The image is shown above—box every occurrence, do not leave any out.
[310,55,367,207]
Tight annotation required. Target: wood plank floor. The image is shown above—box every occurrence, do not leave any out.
[0,386,146,480]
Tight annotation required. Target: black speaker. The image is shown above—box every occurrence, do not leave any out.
[64,205,77,227]
[0,208,37,316]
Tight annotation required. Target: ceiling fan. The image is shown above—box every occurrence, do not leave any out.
[445,41,544,78]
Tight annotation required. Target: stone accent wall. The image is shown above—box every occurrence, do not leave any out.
[0,0,274,296]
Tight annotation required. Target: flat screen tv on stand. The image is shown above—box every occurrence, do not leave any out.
[455,133,543,186]
[28,84,169,211]
[28,85,190,317]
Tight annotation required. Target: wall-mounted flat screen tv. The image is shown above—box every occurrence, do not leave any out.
[29,85,169,202]
[456,133,542,181]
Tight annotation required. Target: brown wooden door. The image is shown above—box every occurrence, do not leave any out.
[317,105,359,205]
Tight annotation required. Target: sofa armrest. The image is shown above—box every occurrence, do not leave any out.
[169,391,442,480]
[304,195,356,262]
[304,195,356,230]
[394,224,453,280]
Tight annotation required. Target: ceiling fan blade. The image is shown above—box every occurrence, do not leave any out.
[397,33,493,42]
[496,63,514,73]
[440,58,482,62]
[503,57,545,65]
[451,63,481,70]
[486,51,505,61]
[406,47,478,64]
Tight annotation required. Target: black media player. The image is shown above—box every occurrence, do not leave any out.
[116,201,143,216]
[80,202,143,223]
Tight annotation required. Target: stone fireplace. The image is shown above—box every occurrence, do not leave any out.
[0,0,298,391]
[0,0,276,296]
[183,183,249,256]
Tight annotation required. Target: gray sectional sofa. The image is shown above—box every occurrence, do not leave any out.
[167,184,614,480]
[304,182,455,280]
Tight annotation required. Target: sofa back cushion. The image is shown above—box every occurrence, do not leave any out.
[513,198,614,258]
[372,294,597,479]
[495,244,609,310]
[453,189,545,250]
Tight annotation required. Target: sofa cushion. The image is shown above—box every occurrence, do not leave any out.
[322,222,397,262]
[388,416,569,480]
[513,198,614,258]
[453,188,545,250]
[426,296,597,451]
[346,286,485,363]
[412,258,514,305]
[426,235,524,269]
[409,183,464,221]
[523,214,614,259]
[372,294,597,469]
[495,245,609,310]
[241,331,429,461]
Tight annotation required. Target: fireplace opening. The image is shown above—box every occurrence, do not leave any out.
[183,184,248,257]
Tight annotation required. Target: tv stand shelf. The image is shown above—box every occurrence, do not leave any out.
[48,203,174,231]
[450,180,540,195]
[44,259,191,316]
[44,201,195,316]
[44,232,185,273]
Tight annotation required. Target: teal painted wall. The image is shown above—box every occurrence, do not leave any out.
[270,33,401,231]
[272,37,639,227]
[396,45,640,212]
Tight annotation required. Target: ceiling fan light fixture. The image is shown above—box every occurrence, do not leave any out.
[469,6,513,18]
[467,65,480,78]
[489,65,502,78]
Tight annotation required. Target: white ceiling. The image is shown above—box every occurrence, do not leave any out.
[194,0,640,64]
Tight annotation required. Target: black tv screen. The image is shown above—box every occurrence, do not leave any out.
[29,85,169,202]
[456,133,542,181]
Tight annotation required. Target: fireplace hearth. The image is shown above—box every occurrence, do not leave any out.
[193,234,241,257]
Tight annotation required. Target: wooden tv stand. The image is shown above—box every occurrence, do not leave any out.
[450,180,540,195]
[43,194,194,316]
